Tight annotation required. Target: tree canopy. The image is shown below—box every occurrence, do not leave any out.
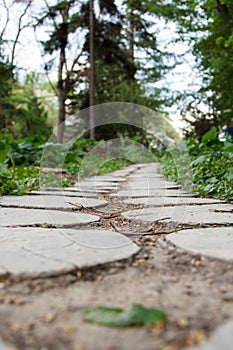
[1,0,233,141]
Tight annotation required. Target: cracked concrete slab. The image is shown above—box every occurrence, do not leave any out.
[123,180,182,190]
[126,165,161,177]
[185,320,233,350]
[75,180,119,188]
[39,187,110,195]
[167,227,233,261]
[30,190,101,198]
[111,189,192,198]
[0,227,140,277]
[106,168,139,177]
[123,196,224,206]
[122,204,233,225]
[79,175,125,182]
[0,195,107,210]
[0,208,100,227]
[73,182,119,193]
[127,173,164,179]
[127,178,179,185]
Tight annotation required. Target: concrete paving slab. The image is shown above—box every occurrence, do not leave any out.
[40,186,109,194]
[0,227,140,277]
[127,165,160,175]
[111,189,192,198]
[30,190,100,198]
[167,227,233,261]
[122,204,233,225]
[0,195,107,210]
[0,338,16,350]
[74,181,119,192]
[76,180,119,187]
[137,162,159,169]
[80,176,125,182]
[127,173,164,179]
[108,167,138,176]
[126,178,179,185]
[0,208,100,227]
[123,196,224,206]
[137,164,160,173]
[64,187,110,194]
[185,320,233,350]
[123,180,181,190]
[78,186,118,192]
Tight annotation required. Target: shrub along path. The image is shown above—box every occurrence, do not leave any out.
[0,163,232,350]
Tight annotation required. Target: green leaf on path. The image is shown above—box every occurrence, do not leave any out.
[83,304,168,327]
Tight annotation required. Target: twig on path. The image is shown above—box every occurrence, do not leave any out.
[67,202,85,210]
[110,221,154,235]
[152,217,171,224]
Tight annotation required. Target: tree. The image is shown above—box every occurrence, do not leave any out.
[35,0,178,141]
[0,49,15,133]
[89,0,95,139]
[0,2,52,139]
[74,0,169,136]
[36,0,85,143]
[68,1,138,132]
[11,75,52,138]
[0,52,51,138]
[182,105,220,141]
[0,0,33,66]
[167,0,233,131]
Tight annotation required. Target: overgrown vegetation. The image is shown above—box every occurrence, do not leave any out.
[0,134,155,195]
[157,127,233,201]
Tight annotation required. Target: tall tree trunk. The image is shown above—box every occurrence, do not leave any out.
[129,9,135,81]
[57,2,69,144]
[89,0,95,139]
[57,45,66,143]
[129,15,134,63]
[216,0,232,27]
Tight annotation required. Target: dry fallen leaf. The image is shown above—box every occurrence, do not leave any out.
[77,271,82,278]
[177,318,189,328]
[135,258,147,264]
[186,330,206,346]
[63,324,74,333]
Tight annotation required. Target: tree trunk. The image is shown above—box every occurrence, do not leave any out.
[57,44,66,143]
[216,0,232,27]
[89,0,95,139]
[57,88,66,144]
[129,15,134,63]
[56,2,69,144]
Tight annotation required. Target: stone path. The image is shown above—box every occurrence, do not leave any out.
[0,162,232,350]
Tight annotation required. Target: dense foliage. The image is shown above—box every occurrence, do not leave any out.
[169,0,233,135]
[158,127,233,201]
[0,133,155,195]
[0,56,52,139]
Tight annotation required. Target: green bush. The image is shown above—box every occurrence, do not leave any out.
[1,135,152,195]
[158,127,233,201]
[0,165,39,196]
